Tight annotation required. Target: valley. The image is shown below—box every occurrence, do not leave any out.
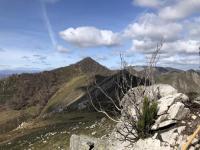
[0,58,199,149]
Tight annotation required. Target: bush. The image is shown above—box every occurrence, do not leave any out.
[137,97,158,138]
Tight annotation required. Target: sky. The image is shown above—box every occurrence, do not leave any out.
[0,0,200,71]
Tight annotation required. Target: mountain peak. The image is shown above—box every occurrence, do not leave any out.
[77,57,96,65]
[74,57,111,75]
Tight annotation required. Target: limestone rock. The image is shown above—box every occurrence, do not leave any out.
[160,126,186,147]
[70,134,108,150]
[152,120,176,130]
[161,130,178,147]
[121,84,178,119]
[151,84,178,98]
[134,138,170,150]
[157,95,176,115]
[191,115,197,120]
[157,93,189,115]
[155,114,168,124]
[177,126,186,134]
[168,102,190,120]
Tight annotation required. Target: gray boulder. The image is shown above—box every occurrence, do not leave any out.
[157,93,189,115]
[70,134,108,150]
[167,102,190,120]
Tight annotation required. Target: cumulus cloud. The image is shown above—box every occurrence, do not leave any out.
[159,0,200,20]
[124,7,200,70]
[59,26,120,48]
[163,40,200,54]
[133,0,162,8]
[124,13,182,42]
[130,39,199,55]
[160,54,199,69]
[130,40,158,53]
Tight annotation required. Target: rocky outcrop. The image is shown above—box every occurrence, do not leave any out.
[120,84,178,120]
[70,84,199,150]
[152,93,190,130]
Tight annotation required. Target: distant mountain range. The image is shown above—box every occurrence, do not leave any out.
[0,69,40,79]
[0,57,199,116]
[132,66,200,93]
[0,57,123,113]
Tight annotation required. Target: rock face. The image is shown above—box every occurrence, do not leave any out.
[152,93,190,130]
[70,84,197,150]
[120,84,178,120]
[167,102,190,120]
[157,93,189,115]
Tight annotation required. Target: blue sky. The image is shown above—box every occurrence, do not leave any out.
[0,0,200,71]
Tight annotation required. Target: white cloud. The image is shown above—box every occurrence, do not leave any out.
[186,17,200,40]
[59,26,120,48]
[159,0,200,20]
[163,40,200,54]
[131,40,157,53]
[130,39,199,55]
[124,13,182,42]
[133,0,162,8]
[56,45,70,53]
[160,54,199,69]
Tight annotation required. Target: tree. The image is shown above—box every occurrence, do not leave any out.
[87,42,163,142]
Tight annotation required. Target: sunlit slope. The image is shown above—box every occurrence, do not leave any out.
[41,75,89,114]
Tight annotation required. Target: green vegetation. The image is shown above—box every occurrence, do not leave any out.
[137,97,158,138]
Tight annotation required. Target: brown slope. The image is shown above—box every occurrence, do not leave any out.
[156,70,200,94]
[0,57,112,110]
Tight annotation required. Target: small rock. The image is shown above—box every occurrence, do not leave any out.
[152,120,176,130]
[160,128,178,146]
[195,144,200,149]
[177,126,186,134]
[189,146,195,150]
[152,133,158,139]
[134,138,171,150]
[181,121,186,124]
[155,114,168,124]
[191,138,198,145]
[91,131,96,135]
[159,120,177,128]
[90,124,96,129]
[191,115,197,120]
